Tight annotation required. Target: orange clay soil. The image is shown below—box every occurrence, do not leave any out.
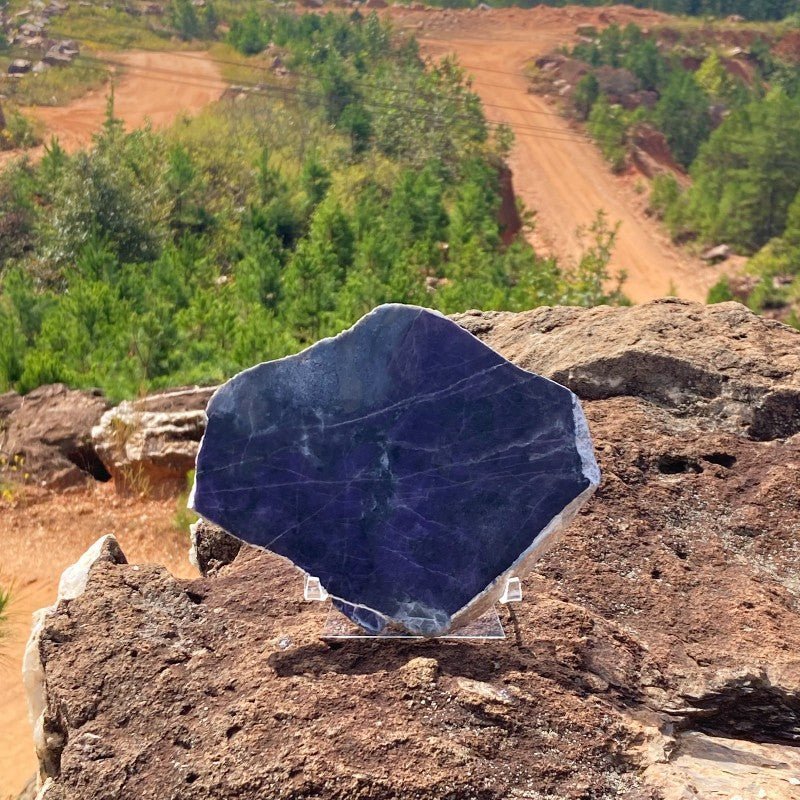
[389,5,726,304]
[0,49,224,168]
[0,484,196,796]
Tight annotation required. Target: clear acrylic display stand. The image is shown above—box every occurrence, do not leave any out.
[303,574,523,641]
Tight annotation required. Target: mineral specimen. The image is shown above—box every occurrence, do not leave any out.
[191,304,599,635]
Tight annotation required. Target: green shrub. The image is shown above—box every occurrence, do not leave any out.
[170,0,201,40]
[573,73,599,121]
[587,95,627,173]
[707,277,734,304]
[649,174,681,220]
[0,110,41,150]
[174,469,197,533]
[747,276,786,311]
[228,8,270,55]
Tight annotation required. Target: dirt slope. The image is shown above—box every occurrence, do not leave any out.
[392,6,723,304]
[0,487,194,797]
[0,50,224,164]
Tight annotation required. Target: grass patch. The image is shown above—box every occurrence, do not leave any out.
[0,0,199,109]
[33,5,177,52]
[0,105,43,149]
[0,55,110,107]
[0,453,29,495]
[174,469,197,533]
[208,41,274,86]
[656,15,791,37]
[0,584,10,652]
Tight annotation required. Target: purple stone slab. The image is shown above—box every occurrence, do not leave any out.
[190,304,600,635]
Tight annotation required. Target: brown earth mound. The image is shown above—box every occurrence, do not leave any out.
[0,384,109,489]
[628,124,685,181]
[775,30,800,64]
[23,300,800,799]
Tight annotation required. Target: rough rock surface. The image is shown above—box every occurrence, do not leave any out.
[453,299,800,440]
[92,385,217,496]
[28,300,800,799]
[189,519,242,576]
[628,124,685,180]
[0,389,24,422]
[0,384,109,489]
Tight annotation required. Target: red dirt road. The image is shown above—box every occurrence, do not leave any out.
[392,5,723,303]
[0,50,224,165]
[34,50,225,151]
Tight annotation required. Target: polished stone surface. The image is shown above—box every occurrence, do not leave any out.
[191,304,599,635]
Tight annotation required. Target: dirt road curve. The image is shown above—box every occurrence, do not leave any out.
[35,50,225,150]
[391,5,721,303]
[0,50,224,164]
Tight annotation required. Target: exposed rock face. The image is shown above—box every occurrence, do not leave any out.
[92,386,216,497]
[628,123,684,180]
[0,390,23,422]
[26,301,800,799]
[189,519,242,576]
[497,164,523,245]
[453,299,800,441]
[23,536,127,790]
[0,384,109,489]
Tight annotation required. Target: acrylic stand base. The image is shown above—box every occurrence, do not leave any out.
[320,604,506,640]
[305,574,521,641]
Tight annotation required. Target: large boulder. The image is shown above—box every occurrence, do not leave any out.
[0,390,23,424]
[189,519,242,576]
[92,385,217,497]
[0,384,109,489]
[452,299,800,441]
[25,301,800,799]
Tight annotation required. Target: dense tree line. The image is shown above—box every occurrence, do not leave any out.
[0,13,623,399]
[422,0,799,22]
[669,88,800,317]
[650,85,800,316]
